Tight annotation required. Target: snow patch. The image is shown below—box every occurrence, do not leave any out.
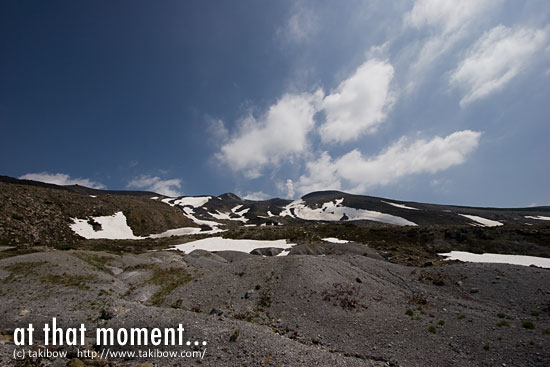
[182,211,222,228]
[231,205,243,213]
[173,237,295,254]
[89,195,97,198]
[174,196,211,207]
[70,212,144,240]
[525,215,550,221]
[382,201,419,210]
[150,196,159,200]
[459,214,503,227]
[440,251,550,268]
[322,237,350,244]
[233,207,250,217]
[208,210,248,223]
[150,227,225,238]
[279,199,417,226]
[161,196,211,208]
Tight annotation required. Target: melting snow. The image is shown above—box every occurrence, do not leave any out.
[233,207,250,217]
[174,196,211,207]
[208,210,248,222]
[150,196,159,200]
[458,214,503,227]
[161,196,211,208]
[173,237,295,254]
[182,207,194,214]
[440,251,550,268]
[322,237,350,244]
[525,215,550,221]
[182,211,222,228]
[267,211,275,217]
[70,212,144,240]
[382,201,419,210]
[279,199,417,226]
[150,227,225,238]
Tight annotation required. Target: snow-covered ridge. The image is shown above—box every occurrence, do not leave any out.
[70,212,144,240]
[280,198,417,226]
[458,214,503,227]
[172,237,295,254]
[440,251,550,268]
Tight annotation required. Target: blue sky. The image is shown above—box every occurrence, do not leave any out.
[1,0,549,207]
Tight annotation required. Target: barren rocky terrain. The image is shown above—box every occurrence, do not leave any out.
[0,177,549,366]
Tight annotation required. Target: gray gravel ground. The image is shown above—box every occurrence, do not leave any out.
[1,246,549,366]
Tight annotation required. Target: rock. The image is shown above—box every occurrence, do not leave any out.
[83,359,109,366]
[18,309,30,317]
[250,247,284,256]
[100,308,115,320]
[229,329,240,342]
[67,358,84,367]
[470,288,479,294]
[210,308,224,316]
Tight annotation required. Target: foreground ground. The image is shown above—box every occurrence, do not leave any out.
[0,233,549,367]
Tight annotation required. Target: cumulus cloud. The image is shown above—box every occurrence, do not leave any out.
[127,175,182,197]
[404,0,500,76]
[450,25,549,106]
[293,152,342,195]
[296,130,481,195]
[217,90,323,178]
[319,59,395,143]
[19,172,105,189]
[243,191,270,201]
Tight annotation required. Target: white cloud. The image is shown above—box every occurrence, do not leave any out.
[127,175,182,197]
[19,172,105,189]
[285,179,295,199]
[279,4,319,43]
[296,130,481,195]
[276,179,297,199]
[450,25,549,106]
[405,0,496,33]
[206,116,229,142]
[294,152,342,195]
[404,0,500,78]
[319,59,395,143]
[243,191,270,201]
[217,90,323,178]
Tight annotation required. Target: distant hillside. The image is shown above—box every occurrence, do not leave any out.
[1,175,549,246]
